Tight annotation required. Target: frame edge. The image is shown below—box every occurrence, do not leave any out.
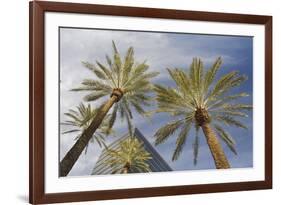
[264,16,273,189]
[29,1,45,204]
[29,1,273,204]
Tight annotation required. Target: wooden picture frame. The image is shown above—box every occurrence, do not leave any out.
[29,1,272,204]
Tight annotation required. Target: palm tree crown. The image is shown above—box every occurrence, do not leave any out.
[60,41,158,176]
[154,57,252,165]
[104,137,152,174]
[72,41,159,135]
[62,103,109,153]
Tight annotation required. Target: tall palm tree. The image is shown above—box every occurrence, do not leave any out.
[104,137,151,174]
[61,103,109,155]
[60,41,158,176]
[154,57,252,169]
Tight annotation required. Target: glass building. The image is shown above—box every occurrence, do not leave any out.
[91,128,172,175]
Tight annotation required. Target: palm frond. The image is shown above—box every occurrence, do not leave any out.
[208,71,247,100]
[121,98,133,118]
[131,62,149,76]
[131,93,153,106]
[84,143,89,154]
[172,123,191,161]
[106,104,118,135]
[64,112,81,123]
[96,60,117,87]
[126,72,159,90]
[94,133,106,148]
[60,122,76,126]
[125,72,159,87]
[104,137,151,174]
[203,57,222,92]
[121,47,134,85]
[214,115,248,129]
[222,104,252,111]
[154,120,183,145]
[112,41,122,86]
[81,79,112,92]
[124,108,134,136]
[211,110,248,118]
[83,92,108,102]
[214,124,237,155]
[81,61,108,80]
[207,92,249,109]
[189,58,204,94]
[167,68,195,103]
[70,86,97,92]
[62,129,80,134]
[130,99,147,117]
[193,126,200,165]
[154,84,194,110]
[105,54,113,69]
[61,103,109,151]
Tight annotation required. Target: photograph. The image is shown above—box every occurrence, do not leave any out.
[59,27,253,177]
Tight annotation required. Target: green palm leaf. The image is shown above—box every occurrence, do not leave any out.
[81,61,108,80]
[103,137,151,174]
[172,123,191,161]
[214,115,248,129]
[73,41,157,135]
[61,103,110,154]
[203,57,222,92]
[193,127,200,165]
[154,120,183,145]
[214,124,237,155]
[83,92,108,101]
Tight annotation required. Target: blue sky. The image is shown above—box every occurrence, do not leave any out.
[59,27,253,176]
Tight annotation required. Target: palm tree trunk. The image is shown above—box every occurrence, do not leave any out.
[60,95,118,176]
[122,162,130,174]
[201,123,230,169]
[122,167,128,174]
[122,164,130,174]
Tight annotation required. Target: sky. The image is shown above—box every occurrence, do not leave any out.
[59,27,253,176]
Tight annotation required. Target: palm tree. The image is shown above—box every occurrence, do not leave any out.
[154,57,252,169]
[61,103,109,155]
[104,137,151,174]
[60,41,158,176]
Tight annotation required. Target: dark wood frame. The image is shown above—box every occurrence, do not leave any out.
[29,1,272,204]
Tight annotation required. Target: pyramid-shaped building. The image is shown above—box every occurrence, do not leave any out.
[91,128,172,175]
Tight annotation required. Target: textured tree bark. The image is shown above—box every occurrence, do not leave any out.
[59,95,118,177]
[122,163,130,174]
[201,123,230,169]
[122,167,128,174]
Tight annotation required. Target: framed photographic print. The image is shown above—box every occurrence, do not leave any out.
[29,1,272,204]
